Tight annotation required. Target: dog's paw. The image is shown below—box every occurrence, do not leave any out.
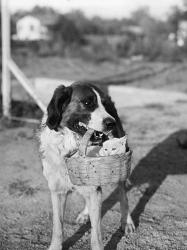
[121,215,135,234]
[76,211,89,224]
[123,222,135,234]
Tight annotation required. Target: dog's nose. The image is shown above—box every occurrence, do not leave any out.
[104,117,116,131]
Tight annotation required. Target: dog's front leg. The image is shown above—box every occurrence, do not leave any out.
[87,187,103,250]
[119,182,135,234]
[48,191,67,250]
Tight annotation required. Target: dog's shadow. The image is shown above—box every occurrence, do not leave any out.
[63,129,187,250]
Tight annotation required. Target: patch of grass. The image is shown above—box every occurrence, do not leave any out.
[163,110,180,117]
[144,103,166,111]
[175,99,187,104]
[0,96,42,129]
[9,179,38,197]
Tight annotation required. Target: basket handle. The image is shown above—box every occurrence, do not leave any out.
[79,128,94,157]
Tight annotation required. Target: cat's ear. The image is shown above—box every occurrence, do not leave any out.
[120,137,127,144]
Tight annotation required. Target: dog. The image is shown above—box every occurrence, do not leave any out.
[39,81,135,250]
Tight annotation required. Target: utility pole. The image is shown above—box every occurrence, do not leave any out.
[1,0,11,117]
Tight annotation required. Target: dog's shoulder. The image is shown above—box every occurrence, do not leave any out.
[39,115,77,159]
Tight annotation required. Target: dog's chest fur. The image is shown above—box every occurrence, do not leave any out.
[40,118,78,191]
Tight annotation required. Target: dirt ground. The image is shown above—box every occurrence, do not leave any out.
[0,94,187,250]
[1,59,187,249]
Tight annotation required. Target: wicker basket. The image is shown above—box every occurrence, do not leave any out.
[65,128,132,186]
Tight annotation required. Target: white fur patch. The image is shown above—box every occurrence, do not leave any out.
[39,117,78,190]
[40,124,77,159]
[88,89,114,131]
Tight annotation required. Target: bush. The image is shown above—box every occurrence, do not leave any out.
[91,41,117,62]
[64,38,118,63]
[140,35,182,61]
[160,41,182,62]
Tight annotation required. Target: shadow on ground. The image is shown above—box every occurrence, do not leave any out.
[62,129,187,250]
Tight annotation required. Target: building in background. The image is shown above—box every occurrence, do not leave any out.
[168,10,187,47]
[177,20,187,46]
[12,15,48,41]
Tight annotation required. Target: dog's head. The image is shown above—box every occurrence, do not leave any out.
[46,82,125,141]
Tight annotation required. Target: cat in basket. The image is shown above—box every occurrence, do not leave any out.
[85,136,127,157]
[99,136,127,156]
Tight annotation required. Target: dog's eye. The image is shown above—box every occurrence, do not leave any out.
[82,96,94,108]
[84,100,91,106]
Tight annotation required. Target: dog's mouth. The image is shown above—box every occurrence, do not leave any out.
[77,122,110,145]
[73,121,87,136]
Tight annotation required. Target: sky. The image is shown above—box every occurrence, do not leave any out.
[9,0,183,20]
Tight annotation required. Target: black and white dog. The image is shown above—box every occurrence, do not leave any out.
[40,82,135,250]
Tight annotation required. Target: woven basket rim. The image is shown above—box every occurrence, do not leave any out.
[65,148,132,161]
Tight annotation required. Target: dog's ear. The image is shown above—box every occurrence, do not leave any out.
[46,85,72,130]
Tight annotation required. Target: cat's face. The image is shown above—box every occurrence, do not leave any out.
[99,137,127,156]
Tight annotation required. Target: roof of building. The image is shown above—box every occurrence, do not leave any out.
[16,14,58,27]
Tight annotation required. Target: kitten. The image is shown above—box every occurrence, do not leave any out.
[99,136,127,156]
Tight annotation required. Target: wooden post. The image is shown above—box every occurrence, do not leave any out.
[1,0,11,117]
[8,59,46,113]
